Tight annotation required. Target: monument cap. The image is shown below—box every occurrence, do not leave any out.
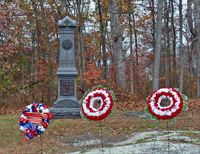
[58,16,76,27]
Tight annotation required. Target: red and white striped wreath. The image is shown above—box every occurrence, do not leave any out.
[147,88,183,120]
[81,86,115,121]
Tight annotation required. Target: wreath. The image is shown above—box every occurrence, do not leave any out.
[80,85,116,121]
[146,88,188,121]
[19,103,53,140]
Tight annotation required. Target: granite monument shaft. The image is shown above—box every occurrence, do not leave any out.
[50,16,81,119]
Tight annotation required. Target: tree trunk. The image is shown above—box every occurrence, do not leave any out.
[193,0,200,97]
[98,0,107,80]
[30,18,35,101]
[179,0,183,93]
[187,34,193,97]
[29,13,35,82]
[108,0,127,91]
[149,0,155,50]
[105,21,112,50]
[187,0,196,36]
[97,0,107,80]
[78,0,83,88]
[167,7,171,87]
[133,14,138,66]
[31,0,41,63]
[171,0,176,87]
[82,37,86,90]
[133,13,139,95]
[127,0,134,95]
[164,0,169,87]
[152,0,163,92]
[39,0,54,103]
[187,0,200,97]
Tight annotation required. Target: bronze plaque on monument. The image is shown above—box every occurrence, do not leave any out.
[62,39,73,50]
[60,80,75,96]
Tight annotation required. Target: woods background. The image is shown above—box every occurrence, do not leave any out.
[0,0,199,109]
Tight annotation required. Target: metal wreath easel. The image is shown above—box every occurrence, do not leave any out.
[25,133,47,154]
[22,112,48,154]
[81,119,111,154]
[152,118,182,154]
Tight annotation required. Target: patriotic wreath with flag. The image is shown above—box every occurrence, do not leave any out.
[146,87,188,121]
[19,103,53,140]
[80,85,116,121]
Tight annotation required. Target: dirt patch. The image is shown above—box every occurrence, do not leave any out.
[60,133,133,152]
[124,111,152,120]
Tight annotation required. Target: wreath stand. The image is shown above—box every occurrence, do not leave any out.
[81,119,111,154]
[22,112,48,154]
[80,86,115,154]
[146,88,188,154]
[152,119,182,154]
[25,133,47,154]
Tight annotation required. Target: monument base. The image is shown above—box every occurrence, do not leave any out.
[50,98,81,119]
[49,107,81,119]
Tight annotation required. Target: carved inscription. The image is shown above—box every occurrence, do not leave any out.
[60,59,74,67]
[60,80,74,96]
[54,99,81,108]
[62,39,73,50]
[53,111,80,118]
[54,111,80,116]
[51,110,81,119]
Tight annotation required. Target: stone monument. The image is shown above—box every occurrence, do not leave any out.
[50,16,81,119]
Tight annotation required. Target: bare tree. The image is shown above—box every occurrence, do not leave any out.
[39,0,54,103]
[127,0,134,95]
[152,0,163,92]
[149,0,156,50]
[179,0,183,93]
[170,0,176,87]
[187,0,200,97]
[108,0,127,91]
[78,0,83,88]
[194,0,200,97]
[164,0,169,87]
[31,0,41,62]
[97,0,107,80]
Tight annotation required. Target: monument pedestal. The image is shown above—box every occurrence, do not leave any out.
[50,16,81,119]
[50,79,81,119]
[49,108,81,119]
[50,98,81,119]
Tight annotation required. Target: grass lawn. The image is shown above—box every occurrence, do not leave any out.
[0,102,200,153]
